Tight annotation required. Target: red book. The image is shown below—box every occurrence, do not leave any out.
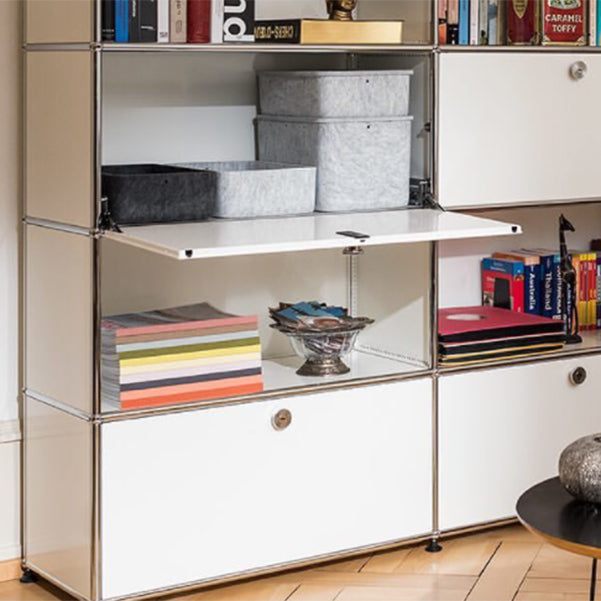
[187,0,211,42]
[507,0,538,44]
[438,306,565,343]
[482,257,525,314]
[542,0,585,45]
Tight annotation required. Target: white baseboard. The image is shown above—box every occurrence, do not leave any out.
[0,420,20,444]
[0,544,20,563]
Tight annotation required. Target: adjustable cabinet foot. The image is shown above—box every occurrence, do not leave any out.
[20,568,38,584]
[425,538,442,553]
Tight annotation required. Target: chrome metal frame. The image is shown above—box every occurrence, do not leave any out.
[21,2,601,598]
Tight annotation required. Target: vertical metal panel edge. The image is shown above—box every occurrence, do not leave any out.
[432,49,440,202]
[430,241,440,540]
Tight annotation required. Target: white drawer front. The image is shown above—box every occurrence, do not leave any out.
[101,379,432,598]
[439,356,601,531]
[438,53,601,208]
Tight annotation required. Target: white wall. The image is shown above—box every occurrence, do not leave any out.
[0,0,21,564]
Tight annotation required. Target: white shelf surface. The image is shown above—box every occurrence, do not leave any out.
[103,209,521,260]
[102,350,429,416]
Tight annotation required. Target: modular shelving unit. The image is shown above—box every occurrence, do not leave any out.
[22,1,601,600]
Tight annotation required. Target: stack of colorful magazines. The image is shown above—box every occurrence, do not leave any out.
[101,303,263,410]
[438,306,566,367]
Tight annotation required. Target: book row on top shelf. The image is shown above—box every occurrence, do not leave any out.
[97,0,601,49]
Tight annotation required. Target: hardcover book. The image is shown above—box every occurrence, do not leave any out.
[115,0,129,41]
[253,19,403,44]
[492,251,541,315]
[438,305,565,344]
[482,257,525,313]
[223,0,254,41]
[521,249,561,320]
[542,0,586,45]
[188,0,211,43]
[439,0,448,43]
[448,0,460,43]
[459,0,470,43]
[470,0,480,43]
[102,0,116,40]
[157,0,169,41]
[507,0,538,44]
[479,0,489,43]
[170,0,187,42]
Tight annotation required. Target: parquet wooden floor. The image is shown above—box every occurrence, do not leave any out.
[1,525,596,601]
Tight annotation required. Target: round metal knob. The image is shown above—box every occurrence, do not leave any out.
[272,409,292,431]
[570,61,587,81]
[570,367,587,386]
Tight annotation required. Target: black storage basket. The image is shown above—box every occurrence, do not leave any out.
[101,164,217,225]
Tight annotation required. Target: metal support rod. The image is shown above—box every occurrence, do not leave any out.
[591,559,597,601]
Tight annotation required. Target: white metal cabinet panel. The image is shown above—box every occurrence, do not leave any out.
[26,0,94,44]
[26,226,93,414]
[439,356,601,531]
[24,397,92,600]
[438,52,601,208]
[101,379,432,599]
[26,52,94,228]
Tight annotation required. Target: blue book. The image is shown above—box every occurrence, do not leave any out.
[115,0,129,42]
[597,0,601,45]
[459,0,469,44]
[522,249,561,320]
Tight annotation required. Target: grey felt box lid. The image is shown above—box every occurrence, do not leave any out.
[258,70,413,118]
[176,161,317,219]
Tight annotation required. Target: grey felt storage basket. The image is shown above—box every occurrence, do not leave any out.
[101,164,217,225]
[258,70,413,118]
[257,115,412,212]
[176,161,316,218]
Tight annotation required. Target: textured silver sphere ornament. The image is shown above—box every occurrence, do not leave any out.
[559,434,601,504]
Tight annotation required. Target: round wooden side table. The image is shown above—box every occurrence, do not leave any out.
[517,477,601,601]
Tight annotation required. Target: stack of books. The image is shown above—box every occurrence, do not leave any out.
[101,302,263,410]
[438,306,566,367]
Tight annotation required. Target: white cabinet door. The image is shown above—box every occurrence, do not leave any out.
[439,356,601,531]
[438,52,601,208]
[101,379,432,599]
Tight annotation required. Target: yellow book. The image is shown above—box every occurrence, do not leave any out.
[254,19,403,45]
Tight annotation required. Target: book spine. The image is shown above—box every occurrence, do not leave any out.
[254,20,300,43]
[448,0,460,43]
[459,0,470,43]
[157,0,169,41]
[139,0,158,41]
[170,0,187,41]
[507,0,538,44]
[577,254,586,330]
[129,0,140,41]
[223,0,254,41]
[187,0,211,42]
[540,255,554,318]
[488,0,499,43]
[115,0,129,41]
[479,0,489,43]
[591,0,597,44]
[470,0,479,42]
[102,0,116,41]
[596,253,601,328]
[552,254,562,320]
[597,0,601,43]
[542,0,586,45]
[524,264,540,315]
[588,253,595,328]
[565,254,573,328]
[211,0,224,42]
[439,0,449,43]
